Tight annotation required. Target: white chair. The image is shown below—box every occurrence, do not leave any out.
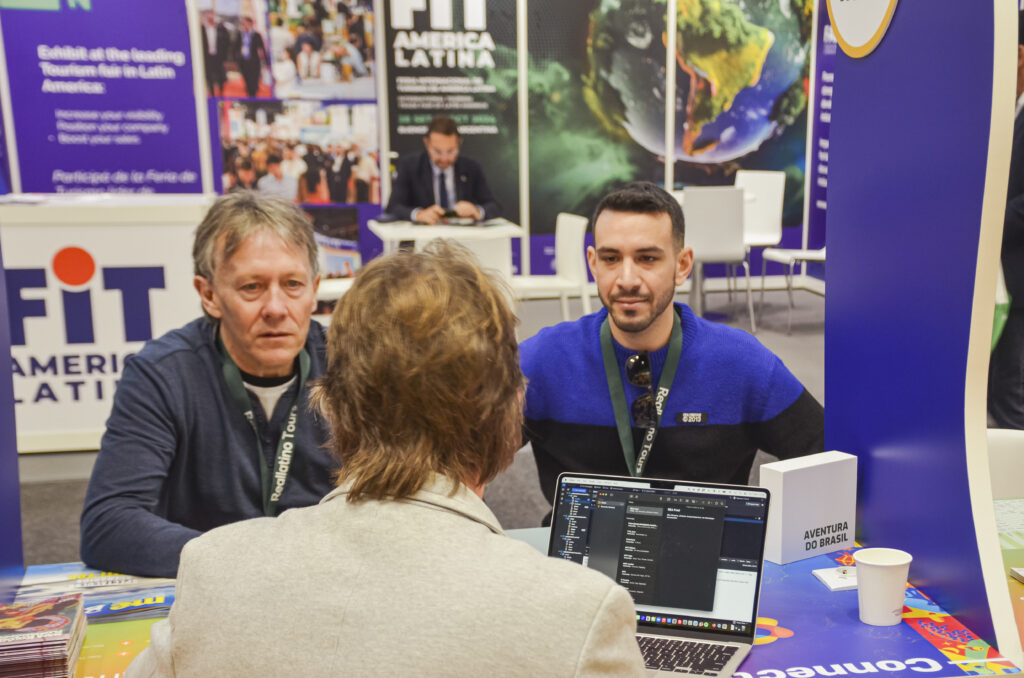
[736,169,785,251]
[317,277,355,301]
[678,186,755,331]
[988,429,1024,500]
[510,213,591,321]
[760,246,826,334]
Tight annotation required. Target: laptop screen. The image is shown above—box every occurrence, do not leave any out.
[548,473,770,640]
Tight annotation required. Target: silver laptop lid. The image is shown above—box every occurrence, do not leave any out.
[547,473,770,644]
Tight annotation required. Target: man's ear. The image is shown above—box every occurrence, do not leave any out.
[194,275,222,318]
[586,245,599,279]
[309,274,321,314]
[675,247,694,287]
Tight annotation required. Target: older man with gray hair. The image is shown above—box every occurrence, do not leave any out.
[81,191,335,578]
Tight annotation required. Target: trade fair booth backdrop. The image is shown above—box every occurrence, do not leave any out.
[824,0,1017,664]
[378,0,829,277]
[1,0,1021,668]
[0,0,833,452]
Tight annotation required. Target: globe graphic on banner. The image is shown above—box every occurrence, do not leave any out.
[585,0,809,164]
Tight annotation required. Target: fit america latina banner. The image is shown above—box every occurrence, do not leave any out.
[0,0,205,193]
[381,0,520,226]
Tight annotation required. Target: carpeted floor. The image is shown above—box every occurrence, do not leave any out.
[19,480,88,566]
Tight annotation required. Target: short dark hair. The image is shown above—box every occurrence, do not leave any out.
[426,115,459,137]
[592,181,685,250]
[1019,10,1023,46]
[236,158,254,171]
[266,153,282,165]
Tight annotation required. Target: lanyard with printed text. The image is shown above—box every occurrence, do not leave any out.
[600,310,683,477]
[217,333,310,517]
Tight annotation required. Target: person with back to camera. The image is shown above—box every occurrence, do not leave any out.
[520,182,825,511]
[385,115,500,224]
[80,192,335,578]
[124,241,646,677]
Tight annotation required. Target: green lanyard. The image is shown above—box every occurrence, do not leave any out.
[217,333,311,517]
[600,310,683,477]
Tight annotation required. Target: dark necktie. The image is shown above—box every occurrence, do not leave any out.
[437,171,450,209]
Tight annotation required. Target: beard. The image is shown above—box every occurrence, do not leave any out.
[601,284,676,335]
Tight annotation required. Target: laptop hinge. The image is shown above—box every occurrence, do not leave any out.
[636,627,753,646]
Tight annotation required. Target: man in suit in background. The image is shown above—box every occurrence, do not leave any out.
[236,15,268,98]
[200,11,231,97]
[125,241,644,677]
[385,115,500,224]
[988,11,1024,428]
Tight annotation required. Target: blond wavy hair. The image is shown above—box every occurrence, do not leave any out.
[312,240,523,502]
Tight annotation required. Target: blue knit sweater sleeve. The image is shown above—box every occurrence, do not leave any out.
[80,339,201,577]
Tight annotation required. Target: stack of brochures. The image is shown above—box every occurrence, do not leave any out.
[15,564,175,623]
[0,593,86,677]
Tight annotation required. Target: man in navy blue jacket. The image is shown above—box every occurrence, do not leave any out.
[80,192,335,578]
[384,115,500,224]
[520,183,824,507]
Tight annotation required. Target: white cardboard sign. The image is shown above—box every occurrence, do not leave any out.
[759,450,857,565]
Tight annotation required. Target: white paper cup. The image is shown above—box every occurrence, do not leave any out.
[853,547,912,626]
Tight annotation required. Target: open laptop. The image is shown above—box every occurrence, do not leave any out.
[547,473,771,676]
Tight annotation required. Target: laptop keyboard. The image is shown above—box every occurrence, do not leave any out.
[637,636,738,674]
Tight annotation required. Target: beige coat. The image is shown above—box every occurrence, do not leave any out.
[126,474,646,677]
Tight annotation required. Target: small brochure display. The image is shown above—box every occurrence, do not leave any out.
[760,450,856,564]
[0,593,86,678]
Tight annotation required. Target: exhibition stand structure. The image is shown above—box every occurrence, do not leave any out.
[1,0,1024,674]
[825,0,1020,666]
[0,239,24,604]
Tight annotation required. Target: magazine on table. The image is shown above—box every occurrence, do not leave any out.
[0,593,86,678]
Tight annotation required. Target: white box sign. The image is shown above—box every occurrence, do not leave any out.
[759,450,857,565]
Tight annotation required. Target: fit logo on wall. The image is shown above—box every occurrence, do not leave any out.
[6,246,164,404]
[390,0,495,69]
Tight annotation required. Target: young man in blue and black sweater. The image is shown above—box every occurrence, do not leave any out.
[521,182,824,508]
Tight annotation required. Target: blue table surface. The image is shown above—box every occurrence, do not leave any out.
[506,528,1020,678]
[15,532,1022,678]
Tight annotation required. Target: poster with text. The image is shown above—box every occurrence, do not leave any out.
[0,0,205,193]
[381,0,519,225]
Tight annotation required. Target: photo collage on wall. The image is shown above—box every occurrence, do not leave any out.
[198,0,378,295]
